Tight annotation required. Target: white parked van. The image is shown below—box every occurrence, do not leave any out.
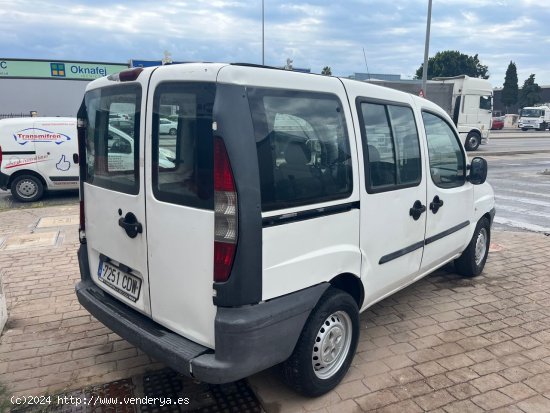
[75,64,495,396]
[0,117,79,202]
[0,117,174,202]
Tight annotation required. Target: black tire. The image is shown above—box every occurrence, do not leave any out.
[521,128,528,131]
[454,217,491,277]
[464,132,481,151]
[280,288,359,397]
[10,174,44,202]
[169,128,177,136]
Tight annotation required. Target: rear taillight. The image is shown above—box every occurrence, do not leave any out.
[213,137,237,283]
[0,145,3,168]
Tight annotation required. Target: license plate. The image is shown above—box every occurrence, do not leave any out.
[97,260,142,302]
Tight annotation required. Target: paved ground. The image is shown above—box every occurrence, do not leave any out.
[2,205,550,412]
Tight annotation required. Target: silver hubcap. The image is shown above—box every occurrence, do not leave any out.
[475,227,488,266]
[468,136,478,148]
[16,179,38,199]
[312,311,352,379]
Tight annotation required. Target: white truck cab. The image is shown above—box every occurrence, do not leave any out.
[75,64,495,396]
[0,117,79,201]
[433,76,493,151]
[518,105,550,131]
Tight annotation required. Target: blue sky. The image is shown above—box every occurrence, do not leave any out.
[1,0,549,87]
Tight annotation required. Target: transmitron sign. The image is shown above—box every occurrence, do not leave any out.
[0,59,128,80]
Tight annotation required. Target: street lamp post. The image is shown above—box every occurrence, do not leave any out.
[262,0,265,65]
[421,0,432,98]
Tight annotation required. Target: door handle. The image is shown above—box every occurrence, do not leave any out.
[118,212,143,238]
[430,196,444,214]
[409,200,426,221]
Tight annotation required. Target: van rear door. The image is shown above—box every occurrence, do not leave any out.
[144,65,222,348]
[82,75,152,315]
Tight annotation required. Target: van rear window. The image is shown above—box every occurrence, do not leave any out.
[248,88,353,212]
[83,84,141,194]
[151,82,215,210]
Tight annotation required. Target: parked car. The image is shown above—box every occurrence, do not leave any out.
[491,116,504,130]
[109,119,134,136]
[159,118,178,135]
[106,126,175,171]
[76,63,495,397]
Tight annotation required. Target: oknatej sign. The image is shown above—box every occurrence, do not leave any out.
[0,59,128,80]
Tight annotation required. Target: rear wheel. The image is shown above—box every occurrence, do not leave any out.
[280,288,359,397]
[464,132,481,151]
[10,174,44,202]
[454,217,490,277]
[169,128,177,136]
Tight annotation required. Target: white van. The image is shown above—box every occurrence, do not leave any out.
[0,117,175,202]
[75,64,495,396]
[0,117,79,201]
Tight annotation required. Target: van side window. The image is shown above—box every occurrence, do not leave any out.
[359,102,421,192]
[151,82,215,210]
[249,88,353,212]
[422,111,466,189]
[84,84,141,195]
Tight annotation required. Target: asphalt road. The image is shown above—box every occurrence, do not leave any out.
[486,153,550,233]
[478,130,550,154]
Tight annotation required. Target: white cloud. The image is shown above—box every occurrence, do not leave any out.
[0,0,550,85]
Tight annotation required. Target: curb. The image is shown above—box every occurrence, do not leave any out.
[490,131,550,139]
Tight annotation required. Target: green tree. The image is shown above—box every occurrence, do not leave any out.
[321,66,332,76]
[415,50,489,80]
[518,74,542,108]
[501,61,519,113]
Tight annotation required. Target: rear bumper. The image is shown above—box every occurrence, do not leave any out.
[75,245,327,383]
[0,171,9,191]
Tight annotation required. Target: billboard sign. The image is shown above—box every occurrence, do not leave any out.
[0,59,128,80]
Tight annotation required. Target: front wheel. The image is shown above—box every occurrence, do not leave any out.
[10,174,45,202]
[464,132,481,151]
[169,128,177,136]
[454,217,491,277]
[280,288,359,397]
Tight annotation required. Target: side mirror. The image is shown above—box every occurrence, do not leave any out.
[468,157,488,185]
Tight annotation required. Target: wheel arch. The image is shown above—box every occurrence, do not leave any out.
[481,211,493,226]
[8,169,47,190]
[328,273,364,309]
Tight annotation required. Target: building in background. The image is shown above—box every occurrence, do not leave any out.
[0,58,128,117]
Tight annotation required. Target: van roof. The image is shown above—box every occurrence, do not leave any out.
[0,117,75,125]
[87,62,447,116]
